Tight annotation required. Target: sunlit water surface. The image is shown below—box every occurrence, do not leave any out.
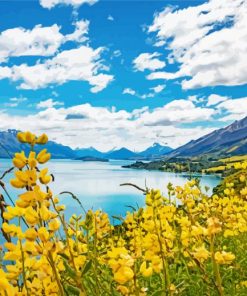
[0,159,221,222]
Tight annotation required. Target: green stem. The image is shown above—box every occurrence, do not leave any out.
[48,252,65,296]
[18,219,30,296]
[210,236,224,296]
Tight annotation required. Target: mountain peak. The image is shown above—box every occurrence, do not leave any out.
[169,116,247,158]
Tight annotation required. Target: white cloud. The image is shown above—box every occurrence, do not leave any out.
[4,97,27,108]
[37,98,64,109]
[0,101,217,151]
[207,94,228,106]
[0,20,90,63]
[40,0,98,9]
[137,99,215,126]
[107,15,114,21]
[65,20,89,43]
[0,46,113,92]
[216,97,247,121]
[0,25,63,63]
[133,52,166,72]
[150,84,165,93]
[123,88,136,96]
[148,0,247,89]
[123,85,165,99]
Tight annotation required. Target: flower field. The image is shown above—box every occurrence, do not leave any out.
[0,132,247,296]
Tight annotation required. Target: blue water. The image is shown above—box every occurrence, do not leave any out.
[0,159,221,221]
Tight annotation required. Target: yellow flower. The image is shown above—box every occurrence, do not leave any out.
[0,275,10,290]
[25,228,38,241]
[25,207,39,225]
[37,149,51,164]
[13,151,27,169]
[215,251,235,264]
[10,169,37,188]
[36,133,48,145]
[140,261,153,277]
[49,218,61,231]
[114,266,134,284]
[28,151,37,168]
[38,227,50,242]
[39,168,52,185]
[193,245,210,262]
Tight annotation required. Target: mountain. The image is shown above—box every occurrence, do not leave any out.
[0,130,76,159]
[139,143,173,158]
[105,148,139,160]
[0,129,173,160]
[75,147,104,158]
[168,116,247,158]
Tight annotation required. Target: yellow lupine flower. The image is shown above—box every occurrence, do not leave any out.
[25,228,38,241]
[13,151,27,169]
[28,151,37,168]
[193,245,210,262]
[140,261,153,277]
[38,227,50,242]
[48,218,61,231]
[114,266,134,284]
[24,207,39,225]
[214,251,235,264]
[36,133,48,145]
[37,149,51,164]
[39,168,52,185]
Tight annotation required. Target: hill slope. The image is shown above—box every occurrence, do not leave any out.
[169,116,247,158]
[0,130,76,159]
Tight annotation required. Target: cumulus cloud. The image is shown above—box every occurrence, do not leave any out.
[207,94,228,106]
[148,0,247,89]
[65,20,89,43]
[0,25,63,63]
[40,0,98,9]
[0,99,222,151]
[216,97,247,121]
[0,46,113,92]
[133,52,166,72]
[137,100,215,126]
[0,20,89,63]
[37,99,64,109]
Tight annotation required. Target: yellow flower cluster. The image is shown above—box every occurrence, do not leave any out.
[0,131,247,296]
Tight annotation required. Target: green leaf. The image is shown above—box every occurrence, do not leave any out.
[63,259,77,280]
[64,284,81,296]
[81,260,92,276]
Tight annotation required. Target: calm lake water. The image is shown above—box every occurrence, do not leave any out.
[0,159,221,221]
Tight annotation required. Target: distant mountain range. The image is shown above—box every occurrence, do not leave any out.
[0,130,75,159]
[0,130,172,160]
[1,117,246,161]
[168,116,247,158]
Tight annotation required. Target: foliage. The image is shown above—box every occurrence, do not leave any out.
[0,131,247,295]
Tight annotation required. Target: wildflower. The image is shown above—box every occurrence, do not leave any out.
[13,151,27,169]
[39,168,52,185]
[140,261,153,277]
[193,245,210,262]
[49,218,61,231]
[25,228,38,241]
[36,133,48,145]
[214,251,235,264]
[114,266,134,284]
[37,149,51,164]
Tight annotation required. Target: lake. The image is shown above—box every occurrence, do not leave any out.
[0,159,221,221]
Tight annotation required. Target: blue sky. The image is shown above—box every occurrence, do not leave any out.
[0,0,246,151]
